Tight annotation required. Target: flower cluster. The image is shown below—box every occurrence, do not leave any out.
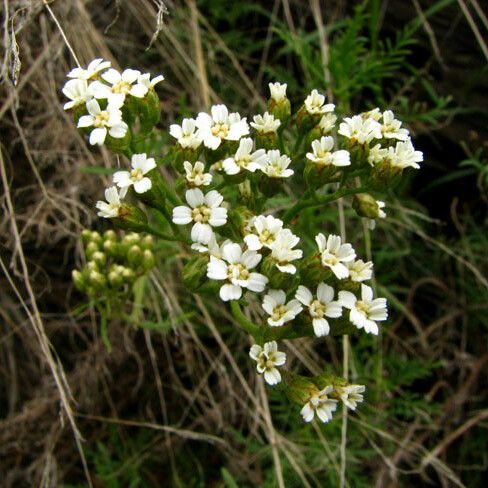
[64,61,423,425]
[62,59,163,146]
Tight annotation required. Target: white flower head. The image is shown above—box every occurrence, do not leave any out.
[249,341,286,385]
[315,233,356,279]
[304,89,335,116]
[391,139,423,169]
[347,259,373,282]
[262,290,302,327]
[368,144,389,166]
[381,110,409,141]
[269,82,287,103]
[183,161,212,187]
[300,386,338,423]
[338,115,382,145]
[306,136,351,167]
[67,58,111,80]
[270,229,303,274]
[261,150,294,178]
[244,215,284,251]
[196,104,249,150]
[222,138,268,175]
[89,68,150,105]
[318,113,337,134]
[250,112,281,134]
[95,186,127,218]
[113,153,156,194]
[62,79,92,110]
[338,384,365,411]
[172,189,227,244]
[207,242,268,301]
[169,118,202,150]
[339,284,387,335]
[295,283,342,337]
[77,99,128,146]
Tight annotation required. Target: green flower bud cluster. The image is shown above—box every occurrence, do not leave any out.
[72,230,155,297]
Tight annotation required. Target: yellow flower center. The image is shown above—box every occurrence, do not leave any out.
[227,263,249,281]
[271,305,288,322]
[310,299,326,318]
[112,80,132,94]
[259,229,275,245]
[93,111,109,128]
[130,169,143,181]
[355,300,369,314]
[192,205,211,223]
[211,123,229,139]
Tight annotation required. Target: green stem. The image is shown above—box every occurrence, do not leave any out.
[230,301,260,338]
[282,186,369,224]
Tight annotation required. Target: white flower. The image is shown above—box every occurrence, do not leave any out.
[306,136,351,167]
[368,144,389,165]
[300,386,338,423]
[95,186,127,218]
[113,153,156,194]
[244,215,284,251]
[169,118,202,150]
[270,229,303,274]
[183,161,212,187]
[172,189,228,244]
[339,284,387,335]
[269,82,287,103]
[222,138,268,175]
[338,384,365,410]
[249,341,286,385]
[318,113,337,134]
[381,110,409,141]
[136,72,164,91]
[338,115,382,144]
[315,233,356,279]
[67,58,111,80]
[261,150,294,178]
[347,259,373,282]
[77,99,128,146]
[62,79,92,110]
[207,243,268,301]
[391,139,423,169]
[250,112,281,134]
[196,104,249,150]
[304,89,335,116]
[368,200,387,229]
[368,140,423,170]
[89,68,147,105]
[262,290,302,327]
[295,283,342,336]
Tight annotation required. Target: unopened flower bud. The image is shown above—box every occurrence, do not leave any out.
[141,235,154,249]
[127,245,142,267]
[72,269,86,291]
[90,231,102,244]
[142,249,155,270]
[91,251,106,266]
[88,270,106,288]
[81,229,92,243]
[352,193,383,219]
[134,171,166,211]
[281,371,319,406]
[103,229,117,241]
[85,241,100,259]
[86,261,98,273]
[138,90,161,133]
[228,206,255,238]
[121,267,135,282]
